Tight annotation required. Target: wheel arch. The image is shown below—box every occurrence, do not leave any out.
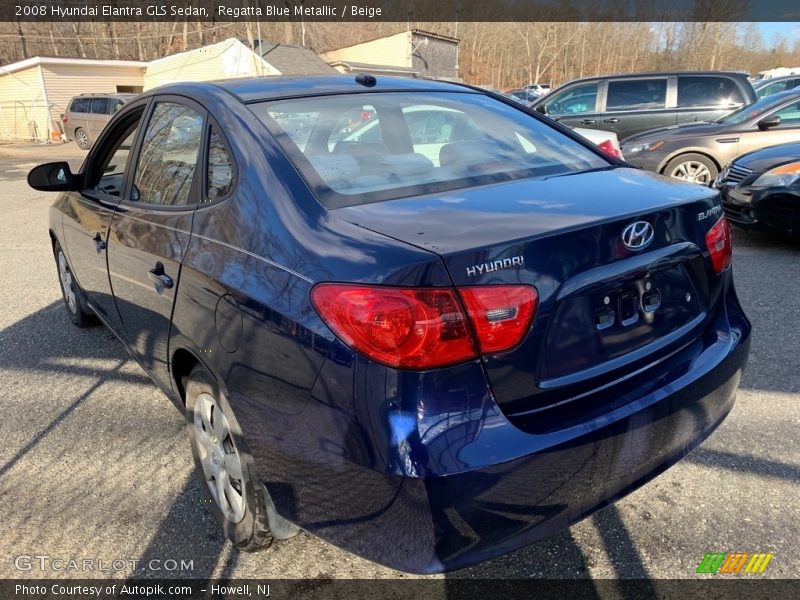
[171,347,203,404]
[658,149,722,174]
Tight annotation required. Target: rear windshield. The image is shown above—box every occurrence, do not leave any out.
[249,91,609,208]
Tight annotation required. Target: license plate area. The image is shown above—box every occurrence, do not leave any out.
[541,264,702,382]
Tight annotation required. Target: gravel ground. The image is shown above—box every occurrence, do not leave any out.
[0,144,798,581]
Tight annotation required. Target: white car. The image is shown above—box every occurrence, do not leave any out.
[572,127,624,160]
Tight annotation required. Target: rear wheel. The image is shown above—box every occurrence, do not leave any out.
[185,365,273,551]
[74,128,91,150]
[54,241,97,327]
[664,153,718,185]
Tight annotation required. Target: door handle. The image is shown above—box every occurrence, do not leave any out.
[603,118,620,123]
[93,232,106,253]
[580,119,596,125]
[148,262,174,293]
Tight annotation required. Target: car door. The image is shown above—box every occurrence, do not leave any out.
[58,102,147,326]
[537,81,602,132]
[106,98,205,389]
[601,77,672,139]
[736,98,800,157]
[88,97,112,141]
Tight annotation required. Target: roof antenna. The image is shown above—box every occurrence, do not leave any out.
[355,73,377,87]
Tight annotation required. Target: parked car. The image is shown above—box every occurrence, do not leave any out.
[62,93,137,149]
[523,83,551,97]
[622,89,800,184]
[572,126,624,159]
[753,74,800,98]
[713,141,800,236]
[506,88,539,105]
[532,71,757,140]
[28,75,750,574]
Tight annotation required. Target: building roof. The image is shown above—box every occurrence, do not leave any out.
[322,28,459,54]
[243,39,337,75]
[327,60,418,76]
[0,56,147,76]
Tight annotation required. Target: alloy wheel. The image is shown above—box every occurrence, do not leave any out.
[75,129,90,149]
[57,250,78,314]
[193,392,247,523]
[670,160,712,184]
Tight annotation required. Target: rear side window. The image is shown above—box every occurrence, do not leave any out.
[90,98,111,115]
[677,76,745,108]
[606,79,667,111]
[207,126,234,201]
[251,91,608,208]
[132,102,204,206]
[70,98,90,113]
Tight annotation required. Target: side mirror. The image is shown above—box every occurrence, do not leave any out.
[535,104,548,115]
[28,162,81,192]
[757,115,781,130]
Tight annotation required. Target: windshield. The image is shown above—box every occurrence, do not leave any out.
[250,91,609,208]
[717,94,789,125]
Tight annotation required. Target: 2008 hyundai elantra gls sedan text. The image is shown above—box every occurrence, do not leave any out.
[28,75,751,573]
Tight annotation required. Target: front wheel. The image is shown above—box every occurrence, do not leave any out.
[53,241,97,327]
[664,153,718,185]
[185,365,273,551]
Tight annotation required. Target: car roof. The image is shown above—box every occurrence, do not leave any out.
[754,74,800,88]
[206,75,480,103]
[556,71,749,85]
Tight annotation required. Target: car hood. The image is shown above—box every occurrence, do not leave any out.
[732,142,800,173]
[331,167,717,255]
[622,121,728,144]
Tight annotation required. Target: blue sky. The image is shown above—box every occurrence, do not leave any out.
[757,22,800,45]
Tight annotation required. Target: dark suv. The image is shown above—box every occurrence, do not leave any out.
[63,93,136,149]
[532,72,757,140]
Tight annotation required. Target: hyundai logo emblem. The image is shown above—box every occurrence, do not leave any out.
[621,221,654,250]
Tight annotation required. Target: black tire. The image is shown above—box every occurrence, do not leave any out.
[53,240,97,328]
[74,128,91,150]
[185,365,273,551]
[664,153,718,185]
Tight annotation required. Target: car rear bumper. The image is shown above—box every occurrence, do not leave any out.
[240,282,750,574]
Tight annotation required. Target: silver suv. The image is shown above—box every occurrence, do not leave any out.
[62,93,136,149]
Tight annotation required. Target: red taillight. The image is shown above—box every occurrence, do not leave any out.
[597,139,623,159]
[705,216,732,274]
[458,286,538,353]
[61,114,68,124]
[311,283,538,369]
[311,284,476,369]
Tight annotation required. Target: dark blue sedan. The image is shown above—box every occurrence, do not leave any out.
[28,75,751,573]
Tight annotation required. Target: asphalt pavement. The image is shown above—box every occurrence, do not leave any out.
[0,143,798,581]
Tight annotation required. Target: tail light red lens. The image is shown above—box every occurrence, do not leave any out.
[705,216,732,274]
[458,286,538,353]
[311,284,476,369]
[597,139,623,160]
[311,284,538,369]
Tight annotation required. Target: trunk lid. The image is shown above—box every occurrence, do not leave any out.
[333,167,726,423]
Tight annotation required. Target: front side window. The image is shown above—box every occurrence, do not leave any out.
[251,91,608,208]
[90,109,144,197]
[606,79,667,111]
[769,100,800,128]
[678,76,744,107]
[544,83,599,115]
[132,102,204,206]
